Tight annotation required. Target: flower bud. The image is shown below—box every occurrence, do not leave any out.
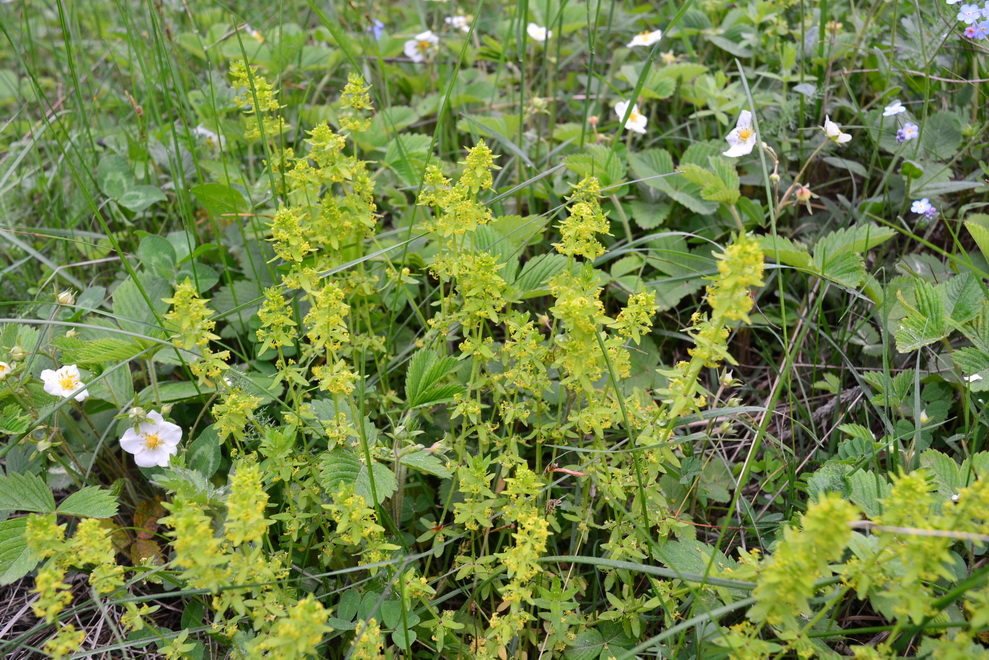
[769,172,780,183]
[57,290,75,306]
[10,345,26,361]
[796,185,813,203]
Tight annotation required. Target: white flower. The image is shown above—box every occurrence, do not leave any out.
[965,373,984,383]
[627,29,663,48]
[41,364,89,402]
[526,23,551,42]
[919,410,931,425]
[194,125,226,149]
[0,361,11,381]
[823,116,852,144]
[404,30,439,63]
[723,110,757,157]
[911,198,933,214]
[244,25,264,42]
[445,15,470,33]
[615,100,647,134]
[947,0,962,4]
[951,493,961,501]
[882,100,906,116]
[119,411,183,468]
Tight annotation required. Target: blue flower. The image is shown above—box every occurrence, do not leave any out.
[896,122,920,143]
[958,3,982,23]
[368,19,384,40]
[976,19,989,38]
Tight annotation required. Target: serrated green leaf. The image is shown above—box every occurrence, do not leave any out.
[814,224,896,260]
[57,487,118,518]
[400,451,453,479]
[565,629,605,660]
[318,449,397,505]
[405,349,464,409]
[848,470,891,519]
[0,473,55,514]
[756,235,811,269]
[942,273,983,325]
[0,518,37,586]
[0,405,31,435]
[54,336,149,365]
[895,281,947,352]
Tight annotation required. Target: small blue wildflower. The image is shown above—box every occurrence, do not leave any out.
[368,19,384,40]
[896,122,919,143]
[958,3,982,23]
[976,19,989,38]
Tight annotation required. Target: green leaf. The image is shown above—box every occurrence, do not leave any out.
[404,349,464,409]
[118,186,167,213]
[318,449,397,505]
[138,235,177,277]
[0,473,55,514]
[565,629,605,660]
[677,157,739,205]
[400,451,453,479]
[57,487,118,518]
[188,426,221,479]
[965,214,989,266]
[0,405,31,435]
[97,155,135,199]
[629,200,670,229]
[921,111,962,161]
[757,235,812,270]
[895,280,947,352]
[0,518,37,586]
[848,470,890,519]
[112,274,171,339]
[54,336,149,365]
[513,253,571,299]
[191,183,248,218]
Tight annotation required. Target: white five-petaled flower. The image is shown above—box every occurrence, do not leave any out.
[627,29,663,48]
[41,364,89,402]
[404,30,439,63]
[445,15,470,33]
[526,23,551,42]
[615,100,647,134]
[119,411,183,468]
[911,198,934,214]
[823,116,852,144]
[882,100,906,116]
[0,361,11,381]
[723,110,757,157]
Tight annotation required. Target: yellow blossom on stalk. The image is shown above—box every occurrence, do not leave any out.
[257,287,298,354]
[212,388,262,444]
[304,282,351,352]
[313,359,358,395]
[340,73,373,133]
[554,177,611,260]
[611,291,658,344]
[705,233,765,323]
[351,617,385,659]
[459,139,499,194]
[32,564,73,623]
[225,458,272,546]
[254,596,332,658]
[25,514,65,559]
[164,280,220,349]
[42,624,86,660]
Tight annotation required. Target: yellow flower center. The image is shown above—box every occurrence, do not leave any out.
[738,129,753,141]
[144,433,163,450]
[639,31,651,37]
[418,40,432,51]
[58,373,79,390]
[629,110,641,122]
